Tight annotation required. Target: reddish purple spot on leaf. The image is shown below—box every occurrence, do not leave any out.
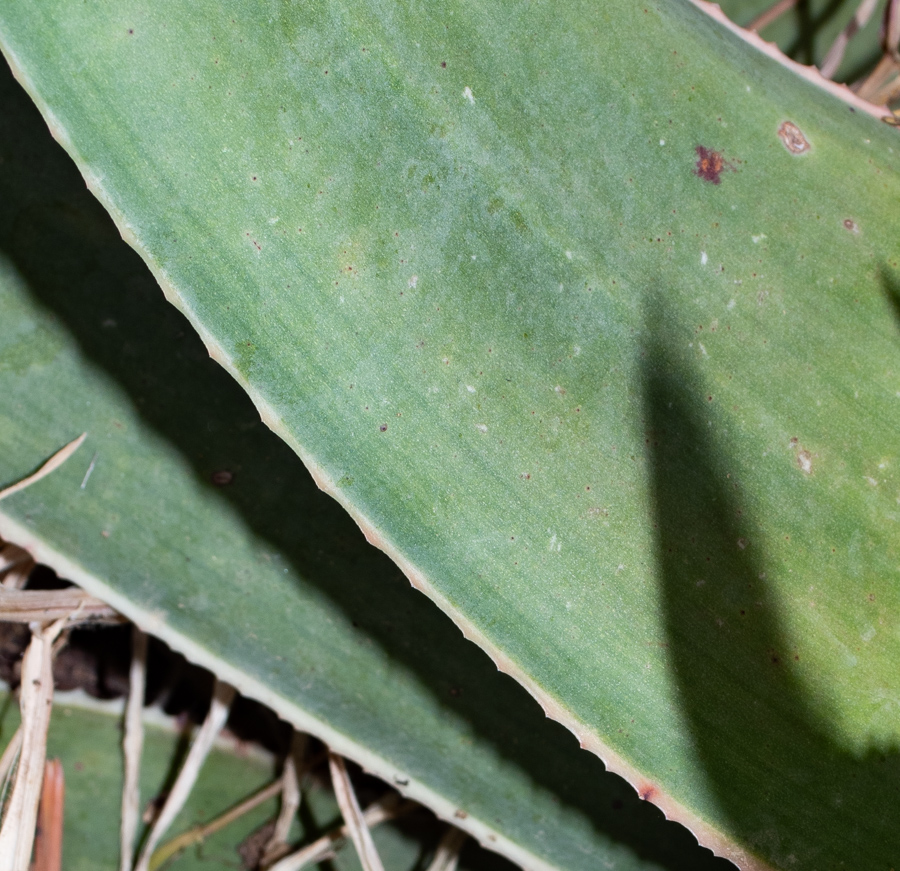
[694,146,730,185]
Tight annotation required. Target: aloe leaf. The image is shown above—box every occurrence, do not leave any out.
[0,692,505,871]
[0,62,722,871]
[1,0,899,867]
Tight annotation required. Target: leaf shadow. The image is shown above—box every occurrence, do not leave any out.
[0,61,734,870]
[880,263,900,332]
[642,295,900,868]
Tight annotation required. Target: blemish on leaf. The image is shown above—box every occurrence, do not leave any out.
[694,146,731,184]
[797,450,813,474]
[843,219,859,233]
[638,784,656,802]
[211,470,233,486]
[777,121,810,154]
[379,424,388,432]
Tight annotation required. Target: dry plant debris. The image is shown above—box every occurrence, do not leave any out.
[32,758,64,871]
[0,617,66,869]
[121,627,148,871]
[426,827,469,871]
[328,751,386,871]
[135,679,237,871]
[0,434,86,505]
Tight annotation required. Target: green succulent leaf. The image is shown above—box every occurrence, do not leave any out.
[0,692,511,871]
[0,61,722,871]
[0,694,279,871]
[1,0,899,868]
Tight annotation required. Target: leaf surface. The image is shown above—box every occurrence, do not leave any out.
[0,61,723,871]
[1,0,899,867]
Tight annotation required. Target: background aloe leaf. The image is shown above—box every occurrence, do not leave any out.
[0,61,727,871]
[1,0,899,867]
[0,691,504,871]
[0,692,280,871]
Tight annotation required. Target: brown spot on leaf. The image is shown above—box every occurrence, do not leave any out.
[777,121,810,154]
[638,784,656,801]
[843,219,859,233]
[694,146,730,184]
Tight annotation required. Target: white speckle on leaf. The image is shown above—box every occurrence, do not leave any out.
[408,275,418,288]
[554,385,565,395]
[463,86,475,104]
[752,234,766,244]
[865,476,878,486]
[549,533,561,552]
[659,139,665,146]
[573,345,581,356]
[475,423,488,433]
[466,385,476,393]
[861,626,876,642]
[727,299,736,309]
[797,450,813,474]
[565,250,573,260]
[698,342,708,356]
[701,251,708,266]
[268,216,279,224]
